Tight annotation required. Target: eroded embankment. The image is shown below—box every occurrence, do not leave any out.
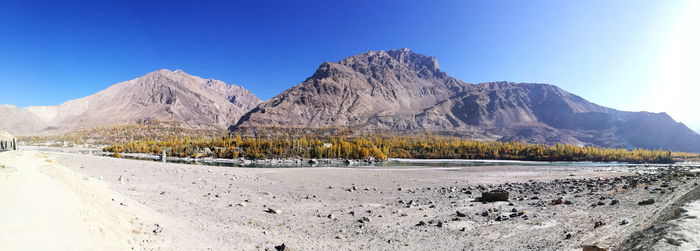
[619,175,700,251]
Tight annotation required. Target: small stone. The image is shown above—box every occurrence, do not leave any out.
[594,221,605,228]
[359,216,371,223]
[638,199,655,205]
[582,245,608,251]
[265,208,280,214]
[610,200,619,205]
[274,243,290,251]
[456,211,467,217]
[152,224,163,234]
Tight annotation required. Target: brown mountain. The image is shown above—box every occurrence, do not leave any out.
[235,49,700,152]
[4,69,260,135]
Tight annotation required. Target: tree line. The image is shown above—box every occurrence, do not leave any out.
[104,134,677,163]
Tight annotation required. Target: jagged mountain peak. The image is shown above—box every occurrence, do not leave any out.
[334,49,443,77]
[236,49,700,152]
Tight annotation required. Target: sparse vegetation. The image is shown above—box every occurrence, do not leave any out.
[672,152,700,162]
[19,121,227,147]
[105,134,676,163]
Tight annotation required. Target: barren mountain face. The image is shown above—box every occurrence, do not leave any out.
[5,69,260,135]
[0,105,50,135]
[236,49,700,152]
[1,49,697,151]
[237,48,466,130]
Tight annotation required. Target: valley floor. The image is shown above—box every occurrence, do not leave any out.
[1,150,699,250]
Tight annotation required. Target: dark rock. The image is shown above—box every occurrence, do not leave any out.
[275,243,290,251]
[152,224,163,234]
[359,216,371,223]
[481,189,509,202]
[582,245,608,251]
[638,199,655,205]
[456,211,467,217]
[264,208,280,214]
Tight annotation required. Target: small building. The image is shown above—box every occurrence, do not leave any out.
[0,130,17,151]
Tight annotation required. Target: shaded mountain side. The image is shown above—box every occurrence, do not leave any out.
[2,70,260,135]
[614,112,700,152]
[235,49,700,152]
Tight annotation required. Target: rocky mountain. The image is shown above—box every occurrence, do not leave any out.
[235,49,700,152]
[3,69,260,135]
[2,49,697,152]
[237,49,466,130]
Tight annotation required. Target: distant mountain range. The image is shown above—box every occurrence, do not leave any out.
[0,69,260,135]
[2,49,699,152]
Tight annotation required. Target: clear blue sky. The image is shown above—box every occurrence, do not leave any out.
[1,0,698,131]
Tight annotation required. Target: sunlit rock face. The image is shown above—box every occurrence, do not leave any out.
[2,69,261,135]
[236,49,700,152]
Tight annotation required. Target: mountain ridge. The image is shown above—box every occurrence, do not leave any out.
[1,49,698,152]
[235,49,700,152]
[1,69,260,135]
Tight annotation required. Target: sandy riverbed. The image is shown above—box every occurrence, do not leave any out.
[1,150,699,250]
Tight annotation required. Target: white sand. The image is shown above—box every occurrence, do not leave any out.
[0,151,196,251]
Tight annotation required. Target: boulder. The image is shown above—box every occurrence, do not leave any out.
[481,189,509,202]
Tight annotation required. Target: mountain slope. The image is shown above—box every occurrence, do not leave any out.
[4,70,260,135]
[0,105,50,135]
[237,48,466,130]
[236,49,700,152]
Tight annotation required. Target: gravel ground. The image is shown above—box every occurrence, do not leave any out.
[47,152,700,251]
